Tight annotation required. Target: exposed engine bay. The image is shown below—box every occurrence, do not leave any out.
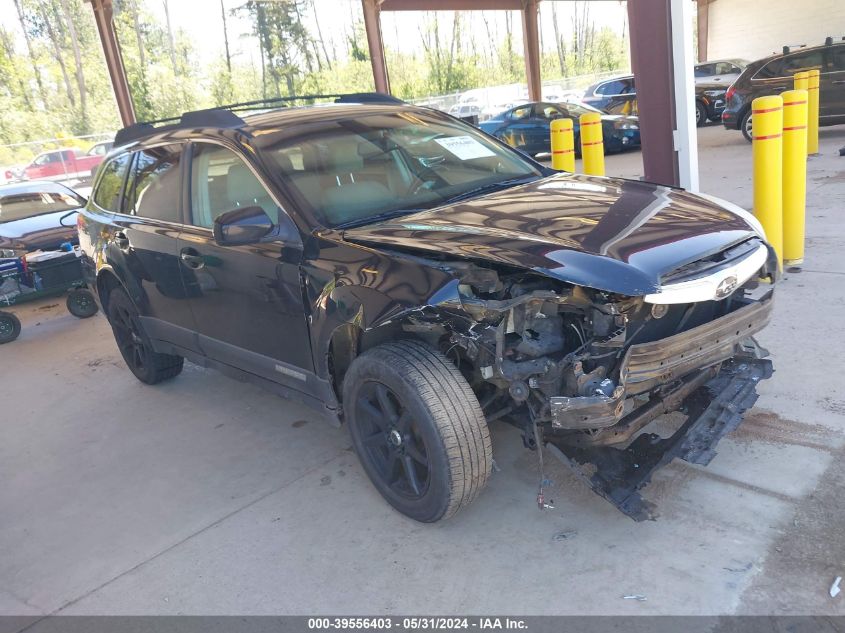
[396,244,776,520]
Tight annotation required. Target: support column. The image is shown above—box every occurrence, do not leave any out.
[362,0,390,94]
[629,0,699,189]
[671,0,699,191]
[88,0,135,127]
[521,0,542,102]
[696,0,709,62]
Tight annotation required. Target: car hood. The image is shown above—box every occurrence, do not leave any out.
[0,209,80,252]
[341,173,760,296]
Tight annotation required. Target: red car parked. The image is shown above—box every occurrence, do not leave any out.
[20,148,104,182]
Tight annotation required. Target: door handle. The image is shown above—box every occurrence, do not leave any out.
[114,231,130,251]
[180,247,205,270]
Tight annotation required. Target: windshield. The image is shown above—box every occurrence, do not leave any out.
[257,109,542,228]
[0,188,84,223]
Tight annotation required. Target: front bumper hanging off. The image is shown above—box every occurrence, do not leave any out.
[547,353,773,521]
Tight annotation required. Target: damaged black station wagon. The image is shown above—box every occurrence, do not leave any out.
[78,94,777,522]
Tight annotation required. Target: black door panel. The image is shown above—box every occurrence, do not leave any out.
[180,142,314,388]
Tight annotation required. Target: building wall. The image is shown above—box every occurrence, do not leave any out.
[705,0,845,62]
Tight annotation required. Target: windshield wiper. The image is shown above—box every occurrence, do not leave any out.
[334,208,427,230]
[440,175,539,205]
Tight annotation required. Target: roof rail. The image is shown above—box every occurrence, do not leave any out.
[114,92,405,147]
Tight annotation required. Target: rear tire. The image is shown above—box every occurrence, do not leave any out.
[695,101,708,127]
[106,287,183,384]
[741,109,753,142]
[66,288,98,318]
[0,311,21,344]
[343,340,492,522]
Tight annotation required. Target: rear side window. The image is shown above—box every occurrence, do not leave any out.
[694,64,713,77]
[596,79,632,95]
[92,153,132,211]
[756,50,824,79]
[123,144,183,222]
[832,45,845,72]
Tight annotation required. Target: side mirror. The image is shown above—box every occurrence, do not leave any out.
[59,210,78,227]
[213,206,273,246]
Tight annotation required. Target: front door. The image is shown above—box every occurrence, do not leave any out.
[178,141,314,391]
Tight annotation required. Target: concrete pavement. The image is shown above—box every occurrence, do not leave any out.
[1,124,844,618]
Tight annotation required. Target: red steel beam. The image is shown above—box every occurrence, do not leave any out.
[87,0,135,127]
[628,0,678,186]
[362,0,391,94]
[522,0,542,101]
[696,0,709,62]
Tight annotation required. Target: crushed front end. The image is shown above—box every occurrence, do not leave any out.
[399,237,778,520]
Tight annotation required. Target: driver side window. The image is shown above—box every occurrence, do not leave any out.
[189,143,279,230]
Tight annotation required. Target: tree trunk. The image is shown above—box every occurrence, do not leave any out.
[220,0,231,72]
[552,3,566,76]
[13,0,46,104]
[310,0,331,70]
[0,28,33,109]
[131,3,145,70]
[162,0,178,73]
[59,0,88,131]
[39,4,76,108]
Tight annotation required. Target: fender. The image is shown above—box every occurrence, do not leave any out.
[303,236,459,382]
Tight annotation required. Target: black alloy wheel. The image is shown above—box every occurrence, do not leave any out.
[355,381,431,500]
[106,288,183,384]
[343,340,491,523]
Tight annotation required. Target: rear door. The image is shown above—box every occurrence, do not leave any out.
[111,143,198,351]
[823,44,845,122]
[532,103,570,150]
[178,141,314,389]
[499,105,536,149]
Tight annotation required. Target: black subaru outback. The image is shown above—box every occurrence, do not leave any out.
[78,94,777,522]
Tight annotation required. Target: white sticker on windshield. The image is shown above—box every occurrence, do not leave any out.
[434,136,496,160]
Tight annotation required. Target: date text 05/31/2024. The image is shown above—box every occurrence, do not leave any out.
[307,617,528,630]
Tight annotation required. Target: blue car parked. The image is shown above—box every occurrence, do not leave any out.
[479,101,640,158]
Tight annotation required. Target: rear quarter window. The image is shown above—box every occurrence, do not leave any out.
[92,153,132,211]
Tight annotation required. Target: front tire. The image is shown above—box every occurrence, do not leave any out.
[343,340,492,522]
[106,287,183,384]
[741,109,753,142]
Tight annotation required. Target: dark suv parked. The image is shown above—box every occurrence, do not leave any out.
[583,74,728,126]
[722,38,845,141]
[78,94,777,523]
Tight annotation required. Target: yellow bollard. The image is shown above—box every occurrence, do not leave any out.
[579,112,605,176]
[793,71,808,91]
[550,118,575,172]
[782,89,808,266]
[807,69,820,154]
[752,95,784,265]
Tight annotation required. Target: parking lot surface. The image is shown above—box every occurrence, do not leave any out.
[2,125,844,617]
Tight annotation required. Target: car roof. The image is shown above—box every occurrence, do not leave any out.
[747,39,844,69]
[0,180,77,196]
[119,102,437,152]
